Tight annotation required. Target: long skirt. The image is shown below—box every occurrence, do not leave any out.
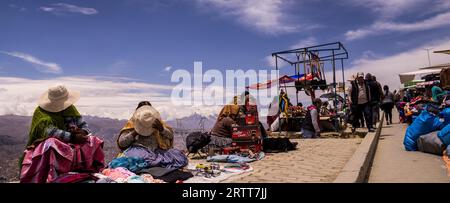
[123,146,188,169]
[20,136,105,183]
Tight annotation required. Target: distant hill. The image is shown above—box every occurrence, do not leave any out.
[0,113,217,182]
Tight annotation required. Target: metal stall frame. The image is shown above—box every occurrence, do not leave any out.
[271,42,349,133]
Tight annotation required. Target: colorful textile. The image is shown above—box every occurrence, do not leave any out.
[108,157,150,173]
[206,154,256,163]
[123,146,188,169]
[102,167,136,182]
[51,173,98,183]
[432,86,447,102]
[20,136,105,183]
[26,105,81,148]
[217,105,240,122]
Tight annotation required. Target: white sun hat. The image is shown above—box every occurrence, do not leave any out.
[38,84,80,113]
[132,105,162,136]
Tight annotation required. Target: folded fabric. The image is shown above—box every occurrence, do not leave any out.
[126,175,148,183]
[96,177,117,183]
[137,167,177,178]
[207,155,255,163]
[108,156,150,173]
[123,146,188,169]
[102,167,135,181]
[52,173,98,183]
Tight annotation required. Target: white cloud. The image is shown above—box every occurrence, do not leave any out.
[0,51,62,74]
[344,0,427,19]
[289,37,318,49]
[345,11,450,41]
[195,0,303,35]
[39,3,98,15]
[338,38,450,90]
[164,66,172,72]
[0,76,223,120]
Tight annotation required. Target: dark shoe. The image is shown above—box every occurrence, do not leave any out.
[368,129,375,132]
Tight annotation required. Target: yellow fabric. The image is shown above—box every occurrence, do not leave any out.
[217,105,240,122]
[117,119,174,151]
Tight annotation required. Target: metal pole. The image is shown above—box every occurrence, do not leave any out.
[332,50,338,131]
[424,48,433,66]
[276,56,281,134]
[341,59,346,107]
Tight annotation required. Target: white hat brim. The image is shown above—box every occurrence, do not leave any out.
[38,90,80,113]
[132,105,161,136]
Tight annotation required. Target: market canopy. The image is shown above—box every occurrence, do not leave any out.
[398,69,442,84]
[247,74,306,90]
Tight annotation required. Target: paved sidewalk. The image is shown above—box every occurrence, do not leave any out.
[368,121,450,183]
[223,138,362,183]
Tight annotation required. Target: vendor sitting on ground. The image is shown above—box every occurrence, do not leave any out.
[302,98,323,138]
[20,85,105,183]
[117,101,188,169]
[208,105,240,150]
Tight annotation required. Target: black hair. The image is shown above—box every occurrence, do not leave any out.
[136,101,152,110]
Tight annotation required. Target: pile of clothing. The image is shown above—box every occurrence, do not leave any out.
[100,155,194,183]
[404,104,450,155]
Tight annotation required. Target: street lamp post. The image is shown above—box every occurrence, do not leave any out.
[424,48,433,66]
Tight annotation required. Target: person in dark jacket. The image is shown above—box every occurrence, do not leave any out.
[348,72,375,133]
[366,74,383,126]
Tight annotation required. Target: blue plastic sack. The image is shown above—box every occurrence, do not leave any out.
[438,108,450,129]
[404,109,443,151]
[438,124,450,146]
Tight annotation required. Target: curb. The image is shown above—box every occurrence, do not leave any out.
[333,112,385,183]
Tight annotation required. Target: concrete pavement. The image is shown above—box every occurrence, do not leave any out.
[368,119,450,183]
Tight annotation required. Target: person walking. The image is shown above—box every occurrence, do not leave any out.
[348,72,374,133]
[366,74,383,126]
[381,85,395,125]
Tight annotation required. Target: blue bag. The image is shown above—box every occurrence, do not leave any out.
[403,109,443,151]
[438,124,450,146]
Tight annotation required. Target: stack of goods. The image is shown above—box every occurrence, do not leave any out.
[404,103,450,156]
[226,105,262,154]
[289,106,306,117]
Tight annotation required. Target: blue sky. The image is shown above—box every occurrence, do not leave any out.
[1,0,450,119]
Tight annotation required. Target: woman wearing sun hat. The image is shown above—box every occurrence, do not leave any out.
[19,84,105,183]
[116,101,188,169]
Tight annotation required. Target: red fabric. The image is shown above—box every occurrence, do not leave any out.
[20,136,105,183]
[51,173,98,183]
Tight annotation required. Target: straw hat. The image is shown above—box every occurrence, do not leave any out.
[38,84,80,113]
[132,105,161,136]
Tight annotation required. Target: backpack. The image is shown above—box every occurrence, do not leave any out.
[185,132,211,153]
